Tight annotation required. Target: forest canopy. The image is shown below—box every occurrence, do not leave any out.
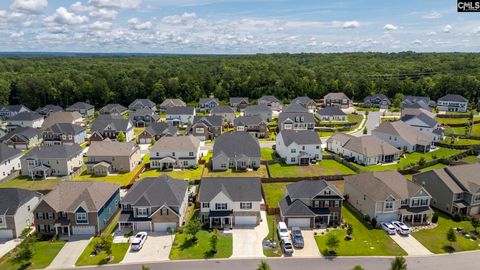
[0,52,479,110]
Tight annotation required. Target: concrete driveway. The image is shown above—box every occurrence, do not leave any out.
[48,236,92,269]
[352,111,381,137]
[139,144,150,158]
[231,211,269,258]
[0,238,22,259]
[390,234,432,256]
[292,230,320,257]
[121,233,173,263]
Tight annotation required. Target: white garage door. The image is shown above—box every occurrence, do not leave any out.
[0,229,13,238]
[72,226,95,235]
[139,138,150,144]
[15,144,26,150]
[235,216,257,226]
[376,214,398,224]
[134,222,151,231]
[287,218,310,228]
[153,222,176,232]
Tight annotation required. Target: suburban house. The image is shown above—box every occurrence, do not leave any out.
[233,116,268,138]
[20,144,83,179]
[138,122,178,144]
[33,181,120,236]
[43,123,87,146]
[150,135,201,170]
[323,92,351,108]
[211,105,236,126]
[316,106,347,122]
[275,130,322,165]
[372,120,434,153]
[363,94,391,109]
[326,133,400,166]
[402,96,434,111]
[400,107,435,119]
[291,96,317,112]
[0,188,42,239]
[6,111,44,131]
[86,141,141,176]
[99,104,128,115]
[257,95,283,112]
[119,175,189,232]
[66,102,95,118]
[282,103,308,113]
[90,115,134,142]
[199,177,262,228]
[229,97,249,111]
[0,144,23,181]
[0,127,43,149]
[413,163,480,217]
[401,112,444,142]
[279,180,343,228]
[41,111,83,129]
[0,105,31,121]
[159,99,186,112]
[189,116,223,141]
[199,98,220,112]
[278,112,315,131]
[128,108,160,127]
[345,171,433,225]
[35,105,63,117]
[244,104,273,122]
[165,106,195,126]
[437,94,469,113]
[129,99,157,111]
[212,132,260,171]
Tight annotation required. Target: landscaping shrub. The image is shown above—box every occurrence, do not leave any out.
[371,218,377,228]
[432,213,439,224]
[453,214,463,222]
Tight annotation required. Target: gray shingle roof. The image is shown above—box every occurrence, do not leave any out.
[286,180,343,200]
[45,123,86,135]
[8,111,43,121]
[213,132,260,159]
[279,196,315,217]
[291,96,315,106]
[42,111,82,129]
[35,105,63,115]
[443,163,480,194]
[0,188,41,216]
[438,94,468,103]
[230,97,249,104]
[160,99,186,107]
[282,103,308,113]
[199,98,219,105]
[67,102,94,110]
[199,177,262,202]
[87,141,138,157]
[24,144,82,160]
[166,106,195,115]
[193,116,223,127]
[144,122,178,136]
[316,106,346,116]
[258,95,281,103]
[0,105,31,113]
[278,130,321,146]
[129,99,156,108]
[91,115,131,133]
[373,120,434,146]
[1,127,42,142]
[403,96,430,104]
[278,112,314,124]
[0,143,23,164]
[364,94,391,104]
[211,105,235,114]
[244,104,272,114]
[100,104,127,114]
[401,112,438,128]
[234,116,264,126]
[324,92,350,100]
[151,135,200,152]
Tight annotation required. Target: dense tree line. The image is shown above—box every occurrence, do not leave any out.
[0,52,479,110]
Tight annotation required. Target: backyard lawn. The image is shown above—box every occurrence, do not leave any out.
[471,124,480,136]
[202,165,268,178]
[441,138,480,146]
[412,212,480,253]
[436,117,470,125]
[268,160,356,178]
[0,240,66,270]
[169,230,232,260]
[315,206,406,256]
[140,165,204,180]
[261,147,276,160]
[0,176,61,191]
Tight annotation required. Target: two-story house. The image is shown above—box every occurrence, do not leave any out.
[90,115,134,142]
[199,98,220,112]
[99,104,128,116]
[437,94,468,113]
[150,135,201,170]
[33,181,120,236]
[128,108,160,127]
[119,175,189,232]
[138,122,178,144]
[401,96,434,111]
[413,163,480,217]
[363,94,391,109]
[212,132,260,171]
[43,123,86,146]
[323,92,352,108]
[257,95,283,112]
[316,106,347,122]
[41,111,83,129]
[129,99,157,111]
[0,144,23,182]
[211,105,236,126]
[401,112,444,142]
[233,116,268,138]
[244,105,273,122]
[66,102,95,118]
[86,141,141,176]
[345,171,433,225]
[278,112,315,131]
[7,112,44,131]
[372,120,434,153]
[0,105,31,121]
[20,144,83,179]
[291,96,317,112]
[199,177,262,228]
[189,116,223,141]
[0,127,43,150]
[279,180,343,228]
[35,105,63,117]
[165,106,195,126]
[275,130,322,165]
[159,99,186,112]
[229,97,249,112]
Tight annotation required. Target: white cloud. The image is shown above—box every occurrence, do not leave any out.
[161,12,197,25]
[475,26,480,34]
[89,21,112,30]
[341,21,360,29]
[89,8,117,20]
[383,24,398,31]
[88,0,141,9]
[426,31,437,36]
[128,17,152,30]
[10,0,48,14]
[411,39,422,45]
[70,2,90,13]
[10,31,24,38]
[423,11,441,19]
[45,7,88,25]
[442,24,452,33]
[0,10,7,17]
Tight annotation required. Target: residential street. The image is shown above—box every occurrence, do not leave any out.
[351,111,381,137]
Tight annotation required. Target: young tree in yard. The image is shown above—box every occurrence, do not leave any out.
[257,260,271,270]
[210,229,219,253]
[352,266,364,270]
[346,224,353,236]
[418,157,426,166]
[185,218,202,242]
[390,256,407,270]
[447,227,457,251]
[95,235,113,257]
[471,218,480,234]
[326,233,340,255]
[10,241,33,267]
[117,131,126,142]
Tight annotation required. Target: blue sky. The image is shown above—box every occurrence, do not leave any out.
[0,0,479,53]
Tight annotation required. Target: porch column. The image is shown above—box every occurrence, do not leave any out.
[230,217,233,229]
[326,215,330,225]
[150,222,153,232]
[55,226,58,235]
[401,215,404,222]
[68,226,71,237]
[421,214,424,224]
[209,218,212,229]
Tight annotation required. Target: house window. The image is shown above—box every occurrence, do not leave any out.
[290,157,296,163]
[401,199,408,206]
[474,194,480,203]
[324,190,331,195]
[324,201,330,207]
[334,200,340,207]
[331,212,338,220]
[384,201,394,211]
[313,201,320,208]
[76,212,88,223]
[316,145,320,149]
[221,163,227,168]
[48,212,54,219]
[189,152,194,156]
[240,202,252,209]
[202,202,210,208]
[215,203,227,210]
[161,208,169,215]
[291,149,296,153]
[0,216,4,227]
[137,208,148,217]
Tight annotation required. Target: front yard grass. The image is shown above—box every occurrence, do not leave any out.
[140,165,204,180]
[0,176,61,191]
[263,214,282,257]
[315,206,406,256]
[412,212,480,254]
[169,230,232,260]
[75,239,129,266]
[202,165,268,178]
[0,239,66,270]
[268,160,356,178]
[261,147,276,160]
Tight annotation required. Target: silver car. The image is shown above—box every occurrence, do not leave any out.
[391,221,411,235]
[281,236,294,255]
[381,222,396,235]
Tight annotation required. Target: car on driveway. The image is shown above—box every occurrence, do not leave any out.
[277,222,289,238]
[381,222,397,235]
[391,221,411,235]
[281,237,294,255]
[290,227,304,248]
[131,232,148,251]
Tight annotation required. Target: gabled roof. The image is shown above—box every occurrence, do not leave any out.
[373,120,434,146]
[193,115,223,127]
[35,105,63,115]
[129,108,160,121]
[278,130,321,146]
[8,111,43,121]
[87,141,138,157]
[160,99,186,107]
[278,112,314,124]
[91,115,131,133]
[279,196,315,217]
[199,177,262,202]
[403,96,430,105]
[0,143,23,164]
[244,104,272,114]
[229,97,249,104]
[258,95,281,104]
[364,94,391,103]
[401,112,438,128]
[213,132,260,159]
[45,123,86,135]
[316,106,346,116]
[211,105,235,114]
[286,180,343,200]
[324,92,350,100]
[441,163,480,194]
[0,105,31,113]
[327,132,399,157]
[67,102,94,110]
[234,116,265,126]
[144,122,178,136]
[151,135,200,152]
[42,111,82,129]
[199,98,219,105]
[41,181,119,212]
[291,96,315,106]
[23,144,82,160]
[401,108,435,119]
[1,127,42,142]
[100,104,127,114]
[282,103,308,113]
[166,106,195,115]
[129,99,156,110]
[438,94,468,103]
[0,188,41,216]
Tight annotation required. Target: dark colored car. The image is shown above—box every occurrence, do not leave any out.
[291,226,304,248]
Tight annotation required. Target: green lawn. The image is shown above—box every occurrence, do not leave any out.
[268,160,356,178]
[140,165,204,180]
[169,230,232,260]
[262,182,292,206]
[442,137,480,146]
[261,147,276,160]
[404,163,447,180]
[0,240,66,270]
[315,206,406,256]
[471,124,480,136]
[259,132,276,142]
[75,239,129,266]
[203,165,268,178]
[459,155,479,163]
[412,212,480,253]
[0,176,61,191]
[436,117,470,125]
[263,214,282,257]
[445,126,469,136]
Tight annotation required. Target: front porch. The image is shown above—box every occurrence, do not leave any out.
[399,207,433,225]
[208,211,233,229]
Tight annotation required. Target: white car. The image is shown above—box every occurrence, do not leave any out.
[131,232,148,251]
[277,222,289,238]
[391,221,411,235]
[381,222,396,235]
[281,236,294,255]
